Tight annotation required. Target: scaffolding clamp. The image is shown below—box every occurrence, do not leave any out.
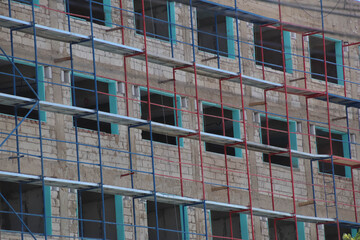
[106,26,124,32]
[201,56,218,62]
[54,56,72,63]
[249,101,266,106]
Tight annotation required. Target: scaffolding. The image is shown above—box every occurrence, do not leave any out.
[0,0,359,239]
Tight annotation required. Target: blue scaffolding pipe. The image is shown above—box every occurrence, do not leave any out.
[0,192,37,240]
[0,0,360,239]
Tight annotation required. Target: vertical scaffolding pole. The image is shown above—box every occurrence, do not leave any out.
[149,122,159,240]
[310,160,317,216]
[239,74,255,240]
[168,0,174,58]
[173,68,184,197]
[8,1,24,238]
[89,1,107,238]
[120,0,130,118]
[260,25,266,81]
[219,79,231,203]
[189,1,208,238]
[351,167,358,223]
[264,90,275,211]
[302,33,313,170]
[193,62,206,201]
[319,0,340,237]
[188,0,205,201]
[119,0,125,45]
[341,41,347,97]
[277,0,299,238]
[63,0,81,183]
[214,14,220,69]
[140,0,160,238]
[233,0,255,235]
[65,0,82,182]
[29,0,49,238]
[330,156,340,239]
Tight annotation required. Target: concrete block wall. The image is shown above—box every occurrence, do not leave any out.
[0,0,359,239]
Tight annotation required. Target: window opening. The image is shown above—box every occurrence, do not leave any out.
[324,225,354,240]
[78,191,117,239]
[72,75,112,133]
[268,219,297,240]
[134,0,170,41]
[211,210,241,240]
[67,0,106,26]
[0,59,39,120]
[309,36,338,83]
[141,90,177,145]
[316,129,346,176]
[197,9,228,57]
[0,181,45,233]
[261,116,292,167]
[254,25,284,71]
[203,105,237,156]
[13,0,38,5]
[147,201,182,240]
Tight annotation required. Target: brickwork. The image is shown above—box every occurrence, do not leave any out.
[0,0,359,239]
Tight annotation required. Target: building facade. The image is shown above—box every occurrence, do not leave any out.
[0,0,359,239]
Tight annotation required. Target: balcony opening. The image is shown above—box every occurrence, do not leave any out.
[147,201,182,240]
[141,90,177,145]
[72,75,112,133]
[78,191,117,239]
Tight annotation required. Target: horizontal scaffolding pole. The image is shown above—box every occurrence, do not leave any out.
[0,170,336,224]
[0,92,334,160]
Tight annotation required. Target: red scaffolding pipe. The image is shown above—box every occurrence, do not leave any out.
[219,79,231,204]
[173,68,184,197]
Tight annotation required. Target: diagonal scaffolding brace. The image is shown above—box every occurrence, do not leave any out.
[0,47,39,99]
[0,192,37,239]
[0,101,39,148]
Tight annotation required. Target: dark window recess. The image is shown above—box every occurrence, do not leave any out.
[316,129,346,176]
[134,0,169,41]
[309,37,338,83]
[203,105,235,156]
[268,219,297,240]
[0,60,39,120]
[147,201,182,240]
[197,9,228,57]
[72,76,111,133]
[211,211,241,240]
[78,191,117,239]
[13,0,33,5]
[0,181,44,233]
[141,90,177,145]
[261,117,290,167]
[66,0,105,26]
[254,25,283,71]
[325,225,353,240]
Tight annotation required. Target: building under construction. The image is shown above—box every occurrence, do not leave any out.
[0,0,359,239]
